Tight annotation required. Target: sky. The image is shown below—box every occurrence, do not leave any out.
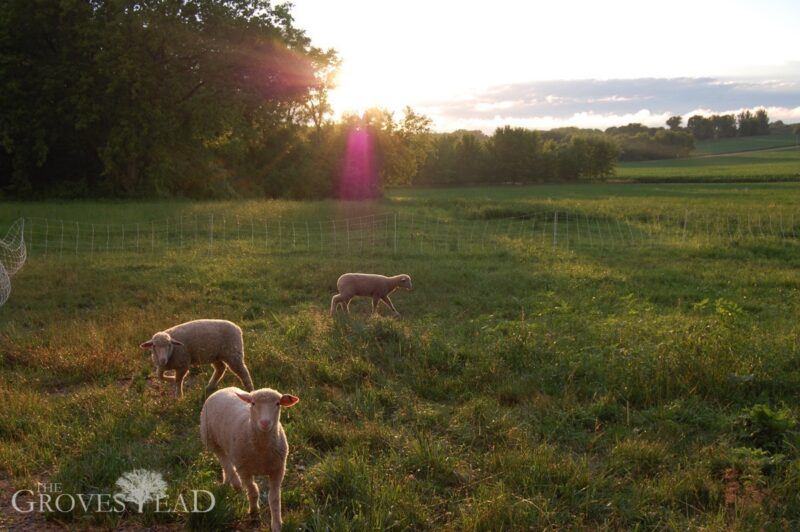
[291,0,800,132]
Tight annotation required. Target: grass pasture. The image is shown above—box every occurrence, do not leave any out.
[2,183,800,530]
[617,148,800,182]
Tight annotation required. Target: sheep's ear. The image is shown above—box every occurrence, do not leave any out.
[280,394,300,407]
[170,339,184,346]
[140,341,153,349]
[235,391,254,404]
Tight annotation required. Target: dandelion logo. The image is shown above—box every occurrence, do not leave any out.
[114,469,168,513]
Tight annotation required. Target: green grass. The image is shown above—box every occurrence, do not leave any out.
[2,184,800,529]
[617,149,800,182]
[692,134,799,156]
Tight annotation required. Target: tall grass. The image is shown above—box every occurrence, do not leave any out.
[2,184,800,529]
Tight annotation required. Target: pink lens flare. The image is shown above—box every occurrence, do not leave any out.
[339,126,378,199]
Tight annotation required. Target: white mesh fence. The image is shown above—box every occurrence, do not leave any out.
[0,218,27,306]
[15,209,800,260]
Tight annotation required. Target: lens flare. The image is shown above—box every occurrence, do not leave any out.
[339,126,377,199]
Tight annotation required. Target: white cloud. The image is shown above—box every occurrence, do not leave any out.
[417,77,800,132]
[432,109,675,134]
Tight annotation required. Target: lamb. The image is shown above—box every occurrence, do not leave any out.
[139,319,254,397]
[200,386,300,531]
[330,273,413,317]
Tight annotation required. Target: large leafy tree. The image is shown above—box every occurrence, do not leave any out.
[0,0,335,197]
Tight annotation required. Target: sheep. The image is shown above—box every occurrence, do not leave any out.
[139,319,254,397]
[330,273,412,317]
[200,386,300,530]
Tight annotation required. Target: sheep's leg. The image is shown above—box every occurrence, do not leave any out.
[228,357,254,391]
[206,361,227,391]
[371,296,380,314]
[240,472,260,517]
[217,451,241,489]
[267,470,284,532]
[330,294,342,315]
[174,368,188,397]
[344,298,352,313]
[382,295,401,317]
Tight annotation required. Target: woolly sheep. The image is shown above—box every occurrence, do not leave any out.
[200,386,300,530]
[139,319,254,397]
[330,273,412,317]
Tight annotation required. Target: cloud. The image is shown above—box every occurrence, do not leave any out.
[417,77,800,132]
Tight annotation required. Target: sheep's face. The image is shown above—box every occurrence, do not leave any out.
[140,332,183,367]
[398,275,413,290]
[236,389,300,433]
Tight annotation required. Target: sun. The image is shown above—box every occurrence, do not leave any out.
[327,61,414,117]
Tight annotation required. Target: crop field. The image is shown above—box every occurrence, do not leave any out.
[617,148,800,182]
[2,183,800,530]
[692,134,798,156]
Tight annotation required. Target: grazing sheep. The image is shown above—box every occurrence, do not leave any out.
[200,386,300,530]
[330,273,412,317]
[139,319,254,397]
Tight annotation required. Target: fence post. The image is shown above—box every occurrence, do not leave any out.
[553,211,558,249]
[682,210,688,242]
[28,218,33,255]
[209,214,214,256]
[583,213,592,247]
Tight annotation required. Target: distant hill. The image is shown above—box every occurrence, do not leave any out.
[692,133,798,156]
[616,148,800,182]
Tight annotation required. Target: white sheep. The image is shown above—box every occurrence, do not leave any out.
[139,319,254,397]
[200,386,300,530]
[330,273,412,317]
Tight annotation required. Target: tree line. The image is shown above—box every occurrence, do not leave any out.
[668,109,772,140]
[0,1,783,199]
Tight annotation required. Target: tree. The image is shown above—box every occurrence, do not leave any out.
[687,115,714,140]
[711,114,737,138]
[301,48,341,141]
[755,109,770,135]
[666,116,683,130]
[488,126,543,183]
[0,0,336,198]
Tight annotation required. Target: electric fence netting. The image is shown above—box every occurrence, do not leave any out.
[13,209,800,261]
[0,218,27,306]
